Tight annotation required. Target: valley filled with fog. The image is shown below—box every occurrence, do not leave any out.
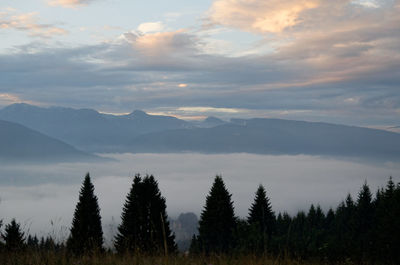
[0,153,399,245]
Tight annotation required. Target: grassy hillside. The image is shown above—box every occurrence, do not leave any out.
[0,252,340,265]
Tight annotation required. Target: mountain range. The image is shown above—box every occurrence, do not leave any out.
[0,103,191,152]
[1,103,400,162]
[0,119,98,163]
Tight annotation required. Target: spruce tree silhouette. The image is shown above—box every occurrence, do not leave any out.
[376,177,400,263]
[67,173,103,255]
[3,219,25,252]
[355,182,374,259]
[197,175,236,254]
[115,174,176,254]
[248,184,275,253]
[114,175,142,253]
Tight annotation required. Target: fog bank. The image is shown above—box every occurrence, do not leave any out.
[0,153,399,243]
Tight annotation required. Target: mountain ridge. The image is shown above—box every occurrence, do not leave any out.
[1,103,400,161]
[0,103,191,152]
[0,119,101,163]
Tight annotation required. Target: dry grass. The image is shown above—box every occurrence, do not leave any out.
[0,252,351,265]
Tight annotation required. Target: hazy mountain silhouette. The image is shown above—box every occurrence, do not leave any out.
[1,104,400,161]
[0,103,191,152]
[190,116,226,128]
[0,120,99,163]
[127,118,400,161]
[170,212,199,251]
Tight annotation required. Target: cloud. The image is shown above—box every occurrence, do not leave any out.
[356,0,380,8]
[0,31,399,126]
[0,0,399,127]
[207,0,319,33]
[48,0,94,8]
[268,1,400,85]
[0,10,68,38]
[178,106,242,114]
[0,93,19,104]
[121,29,199,58]
[137,22,165,34]
[0,93,40,107]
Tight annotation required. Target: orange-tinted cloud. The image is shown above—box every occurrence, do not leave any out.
[206,0,400,89]
[0,93,38,106]
[0,10,68,38]
[48,0,93,8]
[122,29,198,58]
[208,0,319,33]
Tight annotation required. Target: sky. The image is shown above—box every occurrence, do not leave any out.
[0,0,399,127]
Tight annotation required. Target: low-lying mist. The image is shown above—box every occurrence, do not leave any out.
[0,153,399,245]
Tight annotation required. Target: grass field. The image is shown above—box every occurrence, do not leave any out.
[0,252,359,265]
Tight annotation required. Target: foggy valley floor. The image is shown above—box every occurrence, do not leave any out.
[1,153,399,263]
[0,153,399,242]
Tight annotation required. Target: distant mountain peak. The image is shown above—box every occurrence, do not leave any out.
[204,116,224,123]
[2,103,39,111]
[129,110,148,117]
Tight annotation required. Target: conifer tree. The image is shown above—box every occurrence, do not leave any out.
[385,176,395,197]
[332,194,356,258]
[375,177,400,263]
[3,219,25,251]
[247,184,275,253]
[67,173,103,255]
[355,182,374,260]
[115,174,176,254]
[115,175,142,253]
[197,175,236,254]
[306,205,325,256]
[26,235,39,250]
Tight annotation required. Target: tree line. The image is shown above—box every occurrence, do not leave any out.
[0,173,399,264]
[191,176,400,264]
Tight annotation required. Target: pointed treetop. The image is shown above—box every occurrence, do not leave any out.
[345,193,355,208]
[386,176,395,196]
[248,184,274,225]
[3,219,25,251]
[115,174,176,254]
[67,172,103,255]
[198,175,236,254]
[358,181,372,205]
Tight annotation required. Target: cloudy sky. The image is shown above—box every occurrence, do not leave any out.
[0,0,399,126]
